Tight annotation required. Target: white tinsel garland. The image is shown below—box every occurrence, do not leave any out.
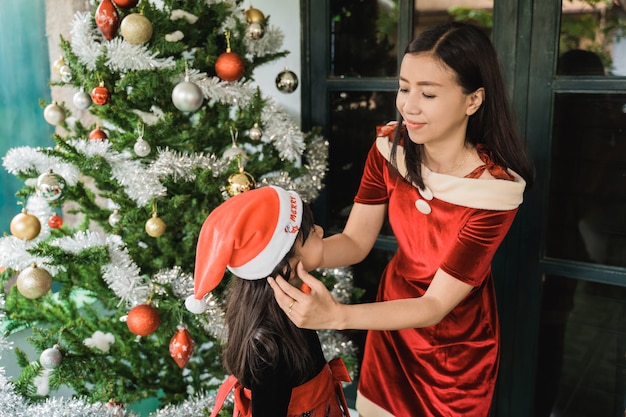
[70,12,175,72]
[3,147,80,186]
[244,25,285,58]
[50,231,149,306]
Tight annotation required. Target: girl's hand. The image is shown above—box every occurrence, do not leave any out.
[267,262,343,330]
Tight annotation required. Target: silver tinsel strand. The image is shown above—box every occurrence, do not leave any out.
[70,12,175,72]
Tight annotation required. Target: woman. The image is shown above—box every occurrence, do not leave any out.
[269,22,534,417]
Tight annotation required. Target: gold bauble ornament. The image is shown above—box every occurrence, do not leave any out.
[10,209,41,240]
[244,6,265,23]
[16,263,53,299]
[52,56,66,74]
[120,13,153,45]
[226,170,256,196]
[145,213,166,237]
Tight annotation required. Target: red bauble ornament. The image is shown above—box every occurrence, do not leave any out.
[169,325,195,368]
[89,127,108,141]
[47,214,63,229]
[95,0,120,40]
[91,82,111,105]
[112,0,139,8]
[126,304,160,336]
[215,51,245,82]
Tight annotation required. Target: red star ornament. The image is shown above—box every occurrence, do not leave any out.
[169,325,194,368]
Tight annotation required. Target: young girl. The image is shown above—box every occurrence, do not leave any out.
[269,22,534,417]
[193,185,351,417]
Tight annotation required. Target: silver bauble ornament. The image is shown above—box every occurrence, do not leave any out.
[120,13,153,45]
[16,263,53,299]
[36,169,66,201]
[59,65,73,83]
[73,89,92,109]
[43,102,66,125]
[40,345,62,369]
[109,209,122,227]
[134,136,151,157]
[248,122,263,140]
[222,145,247,162]
[246,21,265,39]
[172,80,204,112]
[275,68,299,93]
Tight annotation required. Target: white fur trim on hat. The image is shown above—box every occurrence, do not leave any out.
[227,187,303,279]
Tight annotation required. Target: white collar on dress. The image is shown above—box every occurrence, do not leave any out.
[376,136,526,211]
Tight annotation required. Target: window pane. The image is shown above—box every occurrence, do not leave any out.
[545,92,626,267]
[414,0,493,37]
[560,1,626,76]
[534,277,626,417]
[327,91,397,231]
[329,1,398,77]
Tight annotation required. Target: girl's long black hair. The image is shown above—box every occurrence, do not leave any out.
[222,203,316,388]
[391,22,534,189]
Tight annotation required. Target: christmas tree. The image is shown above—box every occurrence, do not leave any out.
[0,1,356,415]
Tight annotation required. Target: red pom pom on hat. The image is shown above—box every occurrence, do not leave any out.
[194,186,303,299]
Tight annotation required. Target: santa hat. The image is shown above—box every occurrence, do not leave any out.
[194,185,303,299]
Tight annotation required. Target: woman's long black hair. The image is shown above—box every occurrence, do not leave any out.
[391,22,534,189]
[222,203,316,388]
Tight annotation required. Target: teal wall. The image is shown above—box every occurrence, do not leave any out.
[0,0,54,234]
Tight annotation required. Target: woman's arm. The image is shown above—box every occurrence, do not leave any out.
[320,202,386,268]
[268,262,473,331]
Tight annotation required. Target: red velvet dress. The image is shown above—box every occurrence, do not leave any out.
[354,125,526,417]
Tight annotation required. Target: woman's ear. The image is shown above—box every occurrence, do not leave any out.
[466,87,485,116]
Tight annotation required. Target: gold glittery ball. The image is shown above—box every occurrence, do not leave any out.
[120,13,153,45]
[145,213,166,237]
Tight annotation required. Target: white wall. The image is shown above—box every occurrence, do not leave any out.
[249,0,302,125]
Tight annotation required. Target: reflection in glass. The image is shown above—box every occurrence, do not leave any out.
[534,277,626,417]
[560,0,626,76]
[326,91,397,232]
[545,92,626,267]
[329,1,398,77]
[413,0,493,38]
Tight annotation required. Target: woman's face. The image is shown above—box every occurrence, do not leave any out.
[292,224,324,275]
[396,53,480,147]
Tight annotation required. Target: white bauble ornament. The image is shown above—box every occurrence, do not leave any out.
[109,209,122,227]
[134,136,151,156]
[43,102,66,125]
[73,89,92,109]
[172,80,204,112]
[248,122,263,140]
[40,345,62,369]
[185,295,208,314]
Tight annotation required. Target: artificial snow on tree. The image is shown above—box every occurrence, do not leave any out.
[0,1,358,415]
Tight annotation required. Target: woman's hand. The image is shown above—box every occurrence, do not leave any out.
[268,262,344,330]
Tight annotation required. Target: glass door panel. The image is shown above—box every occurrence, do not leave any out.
[536,2,626,416]
[545,92,626,267]
[329,1,399,77]
[535,276,626,417]
[560,1,626,76]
